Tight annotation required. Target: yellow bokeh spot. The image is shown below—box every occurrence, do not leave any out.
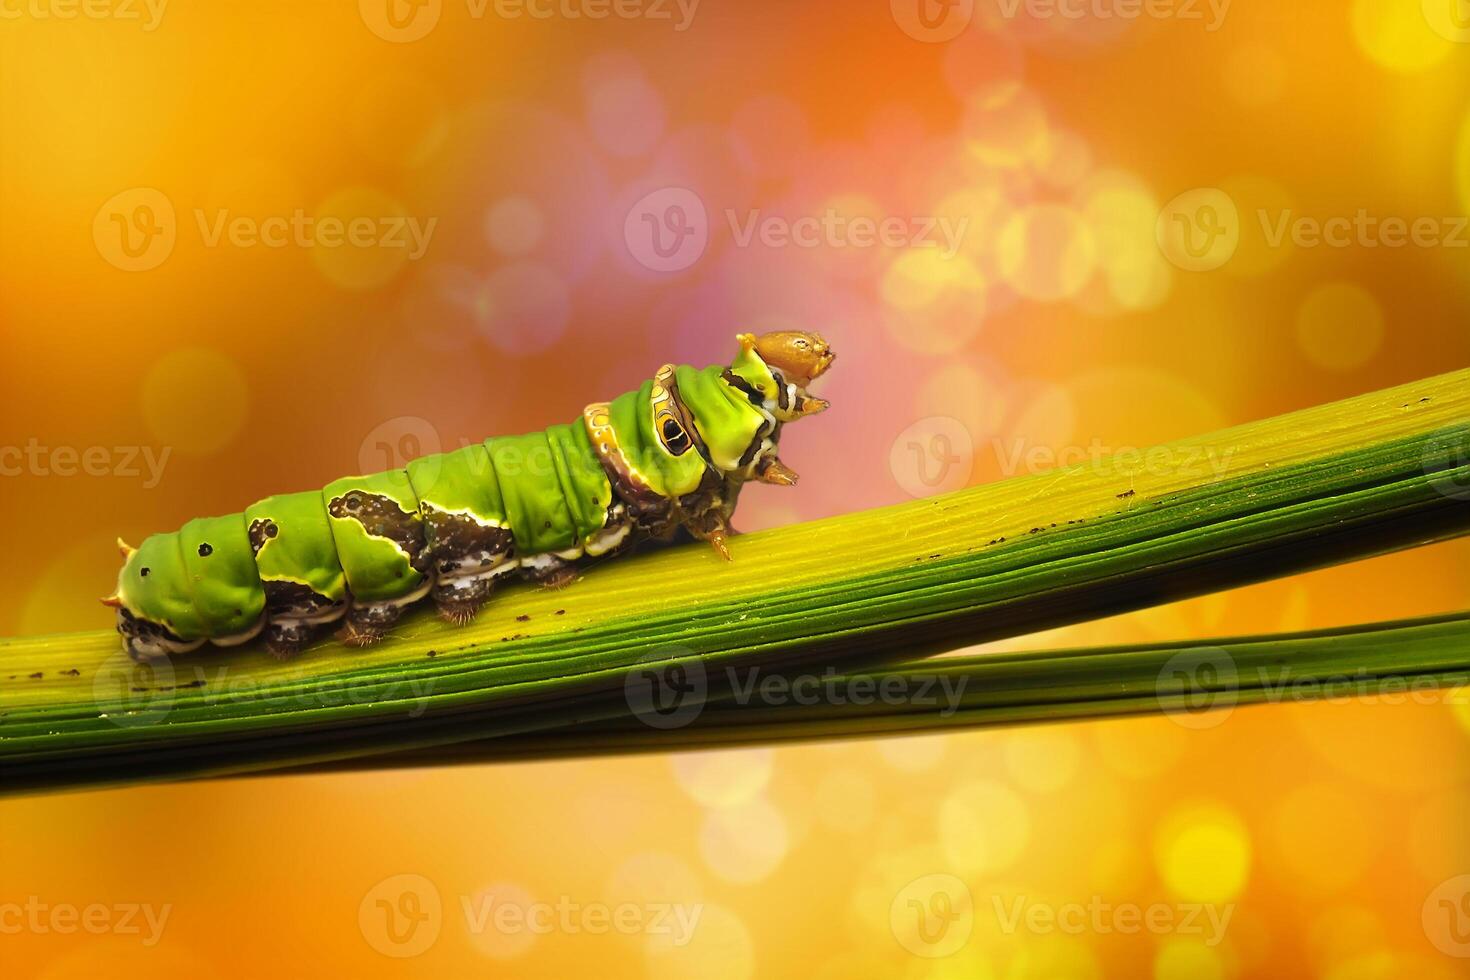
[311,186,418,290]
[1296,282,1384,371]
[938,779,1030,875]
[1083,171,1160,266]
[997,204,1095,301]
[881,249,984,313]
[1270,782,1380,895]
[142,347,249,455]
[933,185,1012,269]
[1079,171,1173,311]
[879,249,987,355]
[645,903,753,980]
[1307,905,1386,973]
[1155,940,1225,980]
[1037,128,1093,189]
[915,363,1007,439]
[993,935,1101,980]
[1351,0,1453,73]
[961,85,1051,171]
[1003,729,1080,793]
[670,749,773,808]
[877,734,948,772]
[1155,802,1252,904]
[699,797,789,883]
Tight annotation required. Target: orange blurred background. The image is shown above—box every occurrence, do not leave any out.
[3,0,1470,976]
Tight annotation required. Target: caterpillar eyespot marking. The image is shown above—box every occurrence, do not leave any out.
[108,330,835,662]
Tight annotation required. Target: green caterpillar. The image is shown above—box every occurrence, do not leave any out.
[105,331,835,661]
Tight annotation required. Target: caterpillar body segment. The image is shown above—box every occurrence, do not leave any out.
[108,331,835,660]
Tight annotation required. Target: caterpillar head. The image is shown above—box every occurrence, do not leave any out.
[741,331,835,387]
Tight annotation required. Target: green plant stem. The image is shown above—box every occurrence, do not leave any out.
[1,368,1467,795]
[307,610,1470,770]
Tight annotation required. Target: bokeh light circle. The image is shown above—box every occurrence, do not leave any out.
[142,347,250,455]
[1154,802,1252,905]
[1295,282,1384,372]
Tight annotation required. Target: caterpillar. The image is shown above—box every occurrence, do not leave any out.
[104,331,835,661]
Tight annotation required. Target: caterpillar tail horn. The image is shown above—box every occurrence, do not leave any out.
[116,537,136,559]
